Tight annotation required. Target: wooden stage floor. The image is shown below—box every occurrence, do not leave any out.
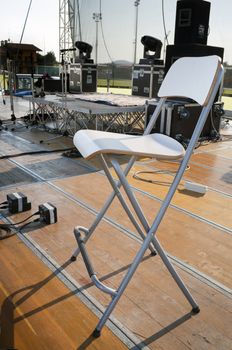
[0,127,231,349]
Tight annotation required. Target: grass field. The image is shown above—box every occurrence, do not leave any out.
[97,79,131,88]
[222,96,232,110]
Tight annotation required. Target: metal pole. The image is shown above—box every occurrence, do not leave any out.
[77,0,82,41]
[19,0,33,44]
[133,0,140,64]
[93,13,102,64]
[96,19,98,64]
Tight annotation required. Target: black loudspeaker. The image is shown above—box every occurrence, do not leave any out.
[165,44,224,73]
[174,0,211,45]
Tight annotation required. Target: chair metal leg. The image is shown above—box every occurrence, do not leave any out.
[70,99,167,261]
[111,158,152,235]
[70,156,137,260]
[100,155,156,255]
[71,154,157,261]
[110,158,200,305]
[91,156,200,335]
[93,229,200,336]
[72,65,223,336]
[76,102,215,335]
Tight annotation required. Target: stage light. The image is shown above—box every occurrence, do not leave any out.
[74,41,93,63]
[141,35,163,59]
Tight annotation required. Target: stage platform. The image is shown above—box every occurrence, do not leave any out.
[23,93,149,135]
[0,125,232,349]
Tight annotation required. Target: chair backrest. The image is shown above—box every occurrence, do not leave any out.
[158,56,222,106]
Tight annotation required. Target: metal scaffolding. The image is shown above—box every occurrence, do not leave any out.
[59,0,75,62]
[23,94,147,136]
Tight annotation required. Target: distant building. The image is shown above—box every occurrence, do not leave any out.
[0,40,41,74]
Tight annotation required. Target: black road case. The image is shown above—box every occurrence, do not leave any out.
[145,100,224,142]
[69,63,97,93]
[132,64,164,98]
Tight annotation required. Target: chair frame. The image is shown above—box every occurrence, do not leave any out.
[70,57,224,337]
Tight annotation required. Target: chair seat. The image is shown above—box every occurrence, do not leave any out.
[73,129,185,160]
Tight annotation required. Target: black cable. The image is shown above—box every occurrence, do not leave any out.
[0,216,41,239]
[77,0,82,42]
[0,226,15,240]
[0,211,39,228]
[19,217,40,231]
[0,205,9,209]
[0,201,8,206]
[19,0,33,45]
[161,0,169,46]
[133,163,190,186]
[99,0,113,63]
[0,147,75,160]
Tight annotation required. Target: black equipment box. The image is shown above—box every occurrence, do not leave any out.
[165,44,224,74]
[69,63,97,93]
[145,100,224,142]
[44,79,62,93]
[39,202,57,225]
[174,0,211,46]
[132,64,164,98]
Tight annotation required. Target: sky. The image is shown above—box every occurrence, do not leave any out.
[1,0,232,64]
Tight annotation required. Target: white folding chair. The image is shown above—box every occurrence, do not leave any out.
[70,56,224,337]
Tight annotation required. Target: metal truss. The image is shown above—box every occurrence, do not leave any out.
[23,96,146,136]
[59,0,75,62]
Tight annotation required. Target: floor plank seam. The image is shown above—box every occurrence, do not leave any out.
[95,168,232,235]
[139,161,232,199]
[169,254,232,299]
[11,228,149,350]
[0,130,232,350]
[1,188,231,301]
[197,149,232,159]
[132,185,232,235]
[4,157,232,295]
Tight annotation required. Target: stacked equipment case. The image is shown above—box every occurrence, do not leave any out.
[157,0,225,143]
[132,36,165,98]
[69,63,97,93]
[145,100,224,144]
[69,41,97,94]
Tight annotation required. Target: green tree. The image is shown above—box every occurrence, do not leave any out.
[36,51,58,66]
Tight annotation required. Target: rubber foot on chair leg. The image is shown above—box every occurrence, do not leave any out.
[150,251,157,256]
[192,306,200,314]
[70,256,76,262]
[92,329,101,338]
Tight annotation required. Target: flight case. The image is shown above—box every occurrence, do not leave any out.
[145,100,224,142]
[69,63,97,93]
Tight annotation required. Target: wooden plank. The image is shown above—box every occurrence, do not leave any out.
[1,182,232,349]
[0,235,128,350]
[5,153,232,287]
[12,152,231,231]
[53,173,232,289]
[0,159,37,188]
[0,139,20,157]
[193,140,232,153]
[127,164,232,230]
[144,153,232,194]
[13,128,74,149]
[209,147,232,158]
[9,152,95,180]
[1,141,232,349]
[0,129,73,158]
